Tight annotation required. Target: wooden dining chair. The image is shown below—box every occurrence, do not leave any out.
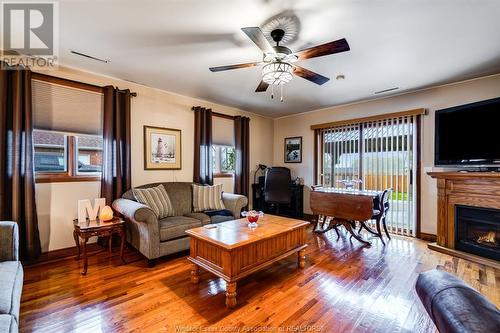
[357,189,391,244]
[380,189,391,239]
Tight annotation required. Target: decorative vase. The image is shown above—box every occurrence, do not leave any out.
[241,210,264,228]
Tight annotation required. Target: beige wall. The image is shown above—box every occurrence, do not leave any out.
[34,64,500,251]
[272,74,500,235]
[35,66,273,252]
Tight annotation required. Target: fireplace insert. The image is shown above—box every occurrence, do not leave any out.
[455,205,500,261]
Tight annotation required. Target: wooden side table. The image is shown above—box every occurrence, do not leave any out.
[73,217,126,275]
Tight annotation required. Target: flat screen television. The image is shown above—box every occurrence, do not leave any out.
[435,97,500,167]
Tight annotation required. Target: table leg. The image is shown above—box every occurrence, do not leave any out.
[315,217,338,234]
[225,282,237,308]
[81,237,88,275]
[108,235,113,254]
[343,220,371,246]
[73,230,80,260]
[298,249,306,269]
[190,263,200,284]
[119,228,126,264]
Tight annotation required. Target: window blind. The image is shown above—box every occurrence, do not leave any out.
[212,116,235,146]
[32,79,103,135]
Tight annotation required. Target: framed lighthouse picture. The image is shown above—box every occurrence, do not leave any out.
[144,126,182,170]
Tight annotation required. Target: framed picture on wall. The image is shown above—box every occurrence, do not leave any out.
[284,136,302,163]
[144,126,182,170]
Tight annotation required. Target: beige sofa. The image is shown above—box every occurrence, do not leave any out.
[113,182,248,266]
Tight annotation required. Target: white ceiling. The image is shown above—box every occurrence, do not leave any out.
[57,0,500,117]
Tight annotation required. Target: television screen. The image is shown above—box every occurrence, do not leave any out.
[435,97,500,166]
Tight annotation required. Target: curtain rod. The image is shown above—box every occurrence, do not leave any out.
[191,106,251,121]
[31,72,137,97]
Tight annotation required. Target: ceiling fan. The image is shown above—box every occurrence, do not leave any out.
[209,27,350,102]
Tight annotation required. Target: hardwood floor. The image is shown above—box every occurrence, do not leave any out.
[20,226,499,333]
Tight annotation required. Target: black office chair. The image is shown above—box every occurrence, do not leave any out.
[264,167,292,215]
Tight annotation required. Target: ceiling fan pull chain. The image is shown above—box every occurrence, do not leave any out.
[280,84,284,103]
[271,84,274,99]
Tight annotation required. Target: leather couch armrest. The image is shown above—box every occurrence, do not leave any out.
[416,269,500,333]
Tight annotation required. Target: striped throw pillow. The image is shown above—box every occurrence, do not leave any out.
[192,184,225,212]
[133,185,174,218]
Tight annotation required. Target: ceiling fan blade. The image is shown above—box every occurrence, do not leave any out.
[241,27,275,54]
[255,80,269,92]
[292,65,330,85]
[209,62,262,72]
[295,38,350,61]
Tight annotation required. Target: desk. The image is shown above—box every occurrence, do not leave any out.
[310,188,382,245]
[252,183,303,218]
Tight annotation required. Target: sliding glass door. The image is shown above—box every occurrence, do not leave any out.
[317,115,418,237]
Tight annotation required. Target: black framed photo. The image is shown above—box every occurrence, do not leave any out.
[284,136,302,163]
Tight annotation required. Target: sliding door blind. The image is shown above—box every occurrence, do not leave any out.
[318,115,418,237]
[320,124,360,187]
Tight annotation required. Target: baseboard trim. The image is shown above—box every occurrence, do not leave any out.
[419,232,437,242]
[24,243,102,266]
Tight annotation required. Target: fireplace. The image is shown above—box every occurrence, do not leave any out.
[455,205,500,261]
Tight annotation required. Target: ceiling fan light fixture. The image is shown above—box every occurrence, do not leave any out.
[262,61,293,85]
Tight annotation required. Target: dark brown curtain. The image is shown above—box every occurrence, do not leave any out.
[234,116,250,198]
[101,86,131,205]
[193,106,213,185]
[0,63,41,260]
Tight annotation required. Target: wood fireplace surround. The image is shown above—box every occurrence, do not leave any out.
[427,171,500,267]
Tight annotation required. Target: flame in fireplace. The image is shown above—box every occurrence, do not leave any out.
[477,231,496,245]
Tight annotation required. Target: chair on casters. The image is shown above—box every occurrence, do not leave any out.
[264,167,292,215]
[358,189,391,244]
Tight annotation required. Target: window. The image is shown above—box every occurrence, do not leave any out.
[33,131,67,172]
[34,130,103,182]
[76,135,103,174]
[32,77,103,183]
[212,145,235,176]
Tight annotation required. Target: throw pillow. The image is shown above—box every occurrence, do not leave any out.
[192,184,225,212]
[133,185,174,218]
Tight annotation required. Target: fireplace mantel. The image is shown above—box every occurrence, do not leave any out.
[427,171,500,267]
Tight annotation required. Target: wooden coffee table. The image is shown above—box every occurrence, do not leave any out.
[186,215,309,308]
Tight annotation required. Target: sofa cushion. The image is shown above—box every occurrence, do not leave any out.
[122,182,194,216]
[192,184,225,212]
[184,212,211,225]
[0,261,23,322]
[163,183,193,216]
[0,314,16,333]
[133,185,174,218]
[159,216,201,241]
